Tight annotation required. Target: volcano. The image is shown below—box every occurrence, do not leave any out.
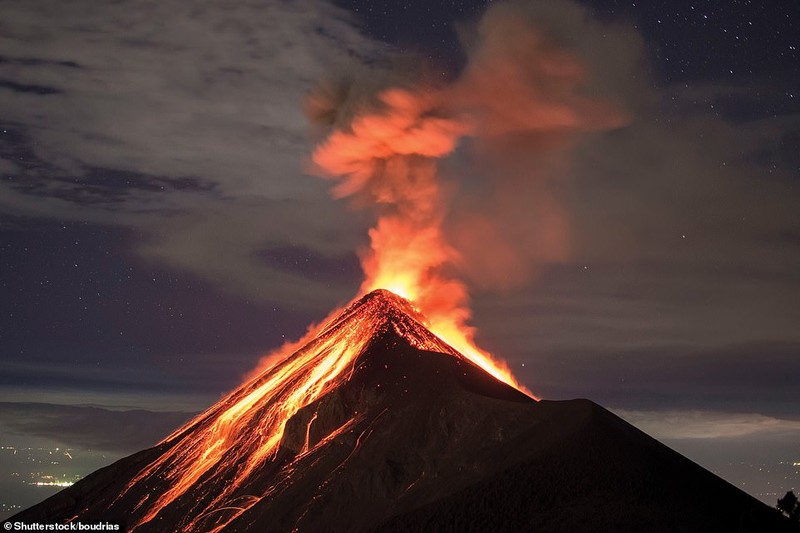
[10,289,792,532]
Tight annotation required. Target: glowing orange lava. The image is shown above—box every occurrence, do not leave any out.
[120,289,523,532]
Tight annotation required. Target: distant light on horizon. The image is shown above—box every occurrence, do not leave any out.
[30,481,74,487]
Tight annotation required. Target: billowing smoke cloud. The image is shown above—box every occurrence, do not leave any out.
[446,0,627,288]
[307,0,627,324]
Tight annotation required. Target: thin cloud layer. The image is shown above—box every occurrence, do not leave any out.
[615,409,800,440]
[0,403,194,452]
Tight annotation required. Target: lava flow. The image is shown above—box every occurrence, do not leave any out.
[117,289,526,532]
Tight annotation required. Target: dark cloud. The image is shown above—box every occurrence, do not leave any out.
[0,80,62,95]
[765,229,800,248]
[0,403,194,452]
[0,55,81,69]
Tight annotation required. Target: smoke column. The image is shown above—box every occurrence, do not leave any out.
[308,0,625,383]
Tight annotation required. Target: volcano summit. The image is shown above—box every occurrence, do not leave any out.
[9,290,792,532]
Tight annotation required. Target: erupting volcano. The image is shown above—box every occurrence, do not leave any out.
[8,4,794,531]
[11,288,793,532]
[14,289,528,532]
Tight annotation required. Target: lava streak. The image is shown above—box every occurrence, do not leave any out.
[121,291,486,532]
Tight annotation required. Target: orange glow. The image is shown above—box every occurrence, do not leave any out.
[121,290,500,531]
[313,88,529,395]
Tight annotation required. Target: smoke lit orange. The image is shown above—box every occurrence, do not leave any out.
[312,88,528,394]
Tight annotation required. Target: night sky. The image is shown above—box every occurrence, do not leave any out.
[1,0,798,511]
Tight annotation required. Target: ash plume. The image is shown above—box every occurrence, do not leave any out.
[307,0,627,330]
